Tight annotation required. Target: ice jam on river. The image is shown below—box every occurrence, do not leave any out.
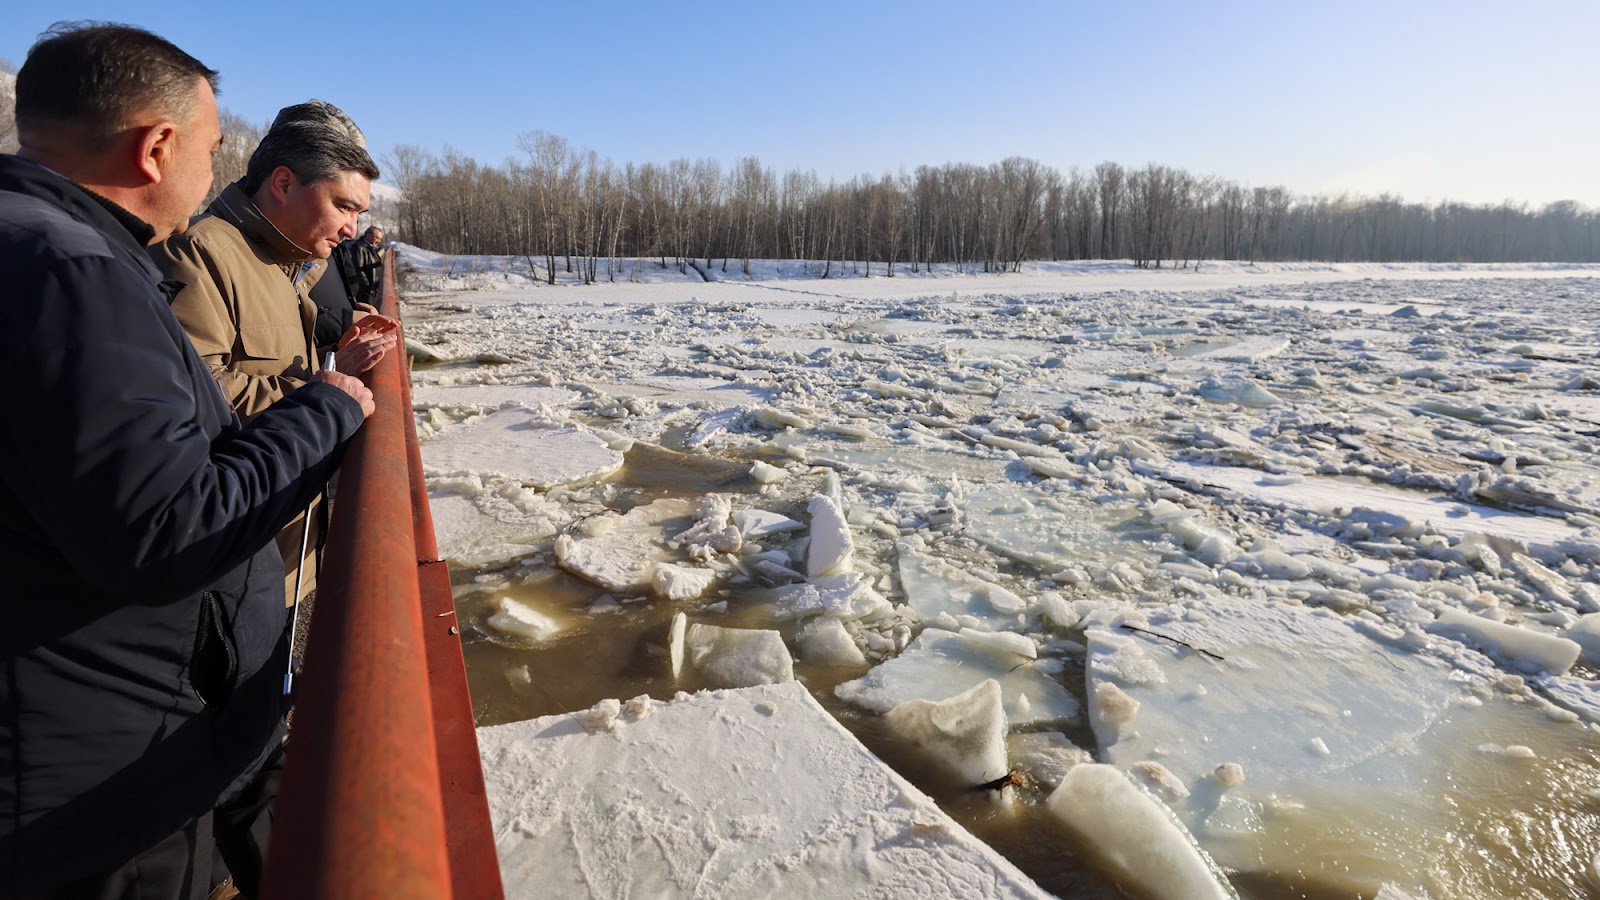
[404,252,1600,899]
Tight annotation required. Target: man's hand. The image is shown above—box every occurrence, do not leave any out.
[352,301,379,323]
[311,369,375,418]
[334,315,399,374]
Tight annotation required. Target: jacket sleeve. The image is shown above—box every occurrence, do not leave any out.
[152,234,309,421]
[0,255,365,599]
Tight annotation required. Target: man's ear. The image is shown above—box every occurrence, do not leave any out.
[133,120,179,186]
[267,165,298,202]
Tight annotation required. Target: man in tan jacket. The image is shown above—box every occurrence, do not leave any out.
[154,100,396,605]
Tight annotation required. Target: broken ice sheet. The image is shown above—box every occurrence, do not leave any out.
[1082,597,1570,891]
[684,623,795,689]
[960,485,1157,573]
[896,545,1032,629]
[554,498,697,593]
[881,679,1010,788]
[423,409,624,488]
[766,432,1012,482]
[835,627,1078,727]
[485,596,565,644]
[1087,598,1470,792]
[1046,764,1238,900]
[428,492,561,568]
[745,573,890,624]
[1197,376,1282,407]
[411,382,578,410]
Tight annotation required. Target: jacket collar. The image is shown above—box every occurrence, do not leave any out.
[0,155,157,253]
[208,181,313,266]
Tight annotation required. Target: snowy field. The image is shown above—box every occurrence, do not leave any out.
[403,250,1600,899]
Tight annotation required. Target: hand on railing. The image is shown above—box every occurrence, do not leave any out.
[311,370,376,418]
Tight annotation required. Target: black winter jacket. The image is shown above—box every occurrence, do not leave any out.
[309,239,359,350]
[0,156,365,895]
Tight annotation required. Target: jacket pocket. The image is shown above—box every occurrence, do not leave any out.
[236,322,305,361]
[192,590,239,709]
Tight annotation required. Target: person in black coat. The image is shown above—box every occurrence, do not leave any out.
[310,226,386,352]
[0,23,377,900]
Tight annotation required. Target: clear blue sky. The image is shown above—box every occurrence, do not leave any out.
[6,1,1596,207]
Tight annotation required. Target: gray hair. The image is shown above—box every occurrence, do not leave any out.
[241,99,379,194]
[17,22,219,148]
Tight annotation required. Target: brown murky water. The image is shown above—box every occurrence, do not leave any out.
[452,448,1600,900]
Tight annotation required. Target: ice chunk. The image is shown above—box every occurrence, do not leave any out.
[1214,762,1246,788]
[733,509,804,538]
[1007,732,1091,789]
[897,547,1031,628]
[1191,337,1290,363]
[1131,760,1190,800]
[753,406,810,429]
[670,495,742,561]
[757,573,890,622]
[1045,764,1238,900]
[411,382,576,409]
[1427,608,1581,676]
[1198,376,1281,407]
[478,681,1054,899]
[796,617,866,667]
[668,612,687,679]
[1159,514,1241,566]
[1245,545,1312,580]
[806,495,854,577]
[1560,613,1600,666]
[749,460,788,483]
[428,493,559,568]
[423,410,624,488]
[574,698,623,733]
[882,679,1010,787]
[962,630,1037,659]
[485,596,563,643]
[651,563,715,601]
[835,628,1079,727]
[686,624,795,688]
[1092,682,1140,739]
[961,485,1155,573]
[554,498,697,593]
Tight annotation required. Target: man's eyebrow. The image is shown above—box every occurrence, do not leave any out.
[214,134,226,151]
[336,193,370,212]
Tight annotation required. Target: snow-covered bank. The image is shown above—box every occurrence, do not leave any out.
[414,256,1600,898]
[395,244,1600,302]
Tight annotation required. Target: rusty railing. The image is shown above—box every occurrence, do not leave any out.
[263,252,502,899]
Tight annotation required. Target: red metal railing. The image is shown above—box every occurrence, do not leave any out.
[263,253,502,899]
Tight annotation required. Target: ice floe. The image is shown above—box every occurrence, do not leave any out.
[479,682,1053,898]
[836,628,1078,727]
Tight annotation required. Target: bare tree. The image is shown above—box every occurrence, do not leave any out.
[387,130,1598,271]
[0,64,16,155]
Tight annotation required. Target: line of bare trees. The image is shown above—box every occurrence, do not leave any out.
[0,66,17,154]
[385,135,1598,279]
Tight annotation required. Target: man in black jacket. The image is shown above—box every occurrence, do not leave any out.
[311,226,386,351]
[351,226,386,304]
[0,23,376,900]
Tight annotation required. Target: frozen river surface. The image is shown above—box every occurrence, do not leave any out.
[405,254,1600,899]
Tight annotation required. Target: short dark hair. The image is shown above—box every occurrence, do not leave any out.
[241,100,380,194]
[16,22,218,147]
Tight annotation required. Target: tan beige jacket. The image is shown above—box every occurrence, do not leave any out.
[153,182,327,421]
[153,182,330,604]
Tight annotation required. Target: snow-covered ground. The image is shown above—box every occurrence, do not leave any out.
[406,252,1600,899]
